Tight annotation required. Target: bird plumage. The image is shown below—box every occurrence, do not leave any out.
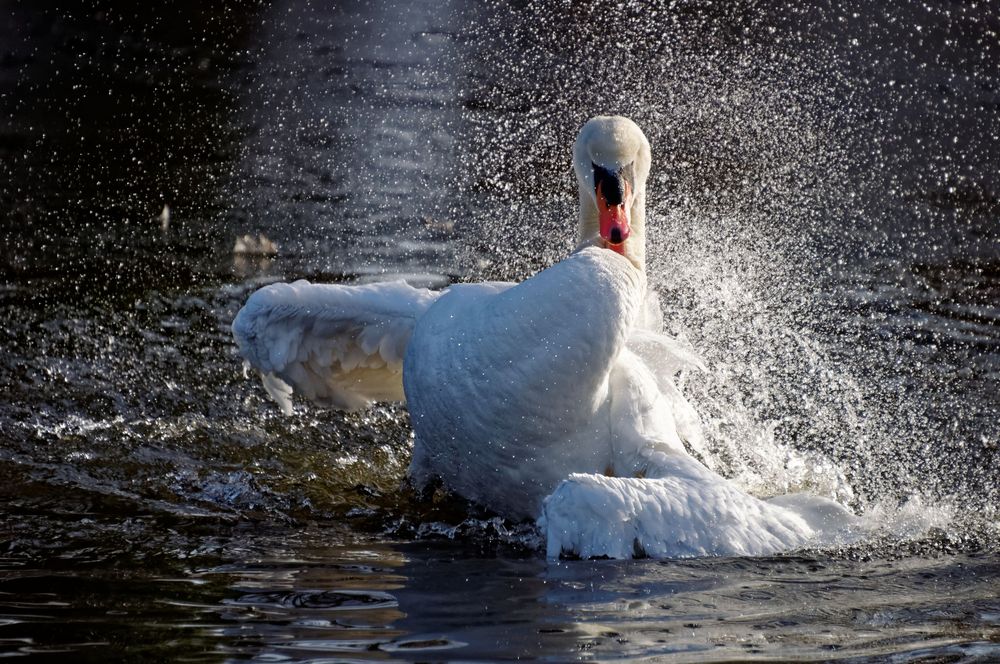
[232,115,856,558]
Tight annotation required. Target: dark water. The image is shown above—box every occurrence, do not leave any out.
[2,0,1000,660]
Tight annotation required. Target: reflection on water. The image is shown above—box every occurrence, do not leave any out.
[2,0,1000,660]
[2,530,999,661]
[229,0,468,284]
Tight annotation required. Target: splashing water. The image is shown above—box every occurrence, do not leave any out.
[445,0,1000,545]
[2,0,1000,659]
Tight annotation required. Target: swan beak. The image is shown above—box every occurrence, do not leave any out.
[595,170,632,256]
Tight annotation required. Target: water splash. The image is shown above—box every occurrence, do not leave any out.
[2,1,1000,659]
[441,0,1000,547]
[2,0,997,561]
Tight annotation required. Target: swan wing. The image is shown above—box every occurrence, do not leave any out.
[541,457,812,559]
[232,279,441,413]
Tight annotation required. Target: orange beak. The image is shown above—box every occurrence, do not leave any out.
[597,176,632,256]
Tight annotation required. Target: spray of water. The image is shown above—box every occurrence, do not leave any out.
[445,0,1000,547]
[4,0,997,558]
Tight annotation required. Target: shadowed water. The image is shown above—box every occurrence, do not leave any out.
[2,0,999,660]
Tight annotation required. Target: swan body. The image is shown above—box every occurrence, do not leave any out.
[233,116,856,558]
[405,247,665,520]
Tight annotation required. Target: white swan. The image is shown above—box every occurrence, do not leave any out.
[232,116,856,558]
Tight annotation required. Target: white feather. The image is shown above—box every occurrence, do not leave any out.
[540,459,815,559]
[232,279,440,413]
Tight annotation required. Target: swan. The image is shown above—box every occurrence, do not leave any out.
[232,116,856,558]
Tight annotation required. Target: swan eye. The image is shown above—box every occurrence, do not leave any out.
[619,161,635,188]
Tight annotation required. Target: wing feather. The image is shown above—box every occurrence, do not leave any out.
[541,462,816,559]
[232,279,441,413]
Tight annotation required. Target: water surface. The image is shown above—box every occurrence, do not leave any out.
[2,0,999,660]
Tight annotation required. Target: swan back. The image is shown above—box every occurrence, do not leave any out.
[403,247,645,518]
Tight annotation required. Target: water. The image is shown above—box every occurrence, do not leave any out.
[2,0,999,660]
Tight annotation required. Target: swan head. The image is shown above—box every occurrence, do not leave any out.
[573,116,651,270]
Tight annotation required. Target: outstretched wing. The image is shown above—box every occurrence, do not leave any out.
[232,279,441,413]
